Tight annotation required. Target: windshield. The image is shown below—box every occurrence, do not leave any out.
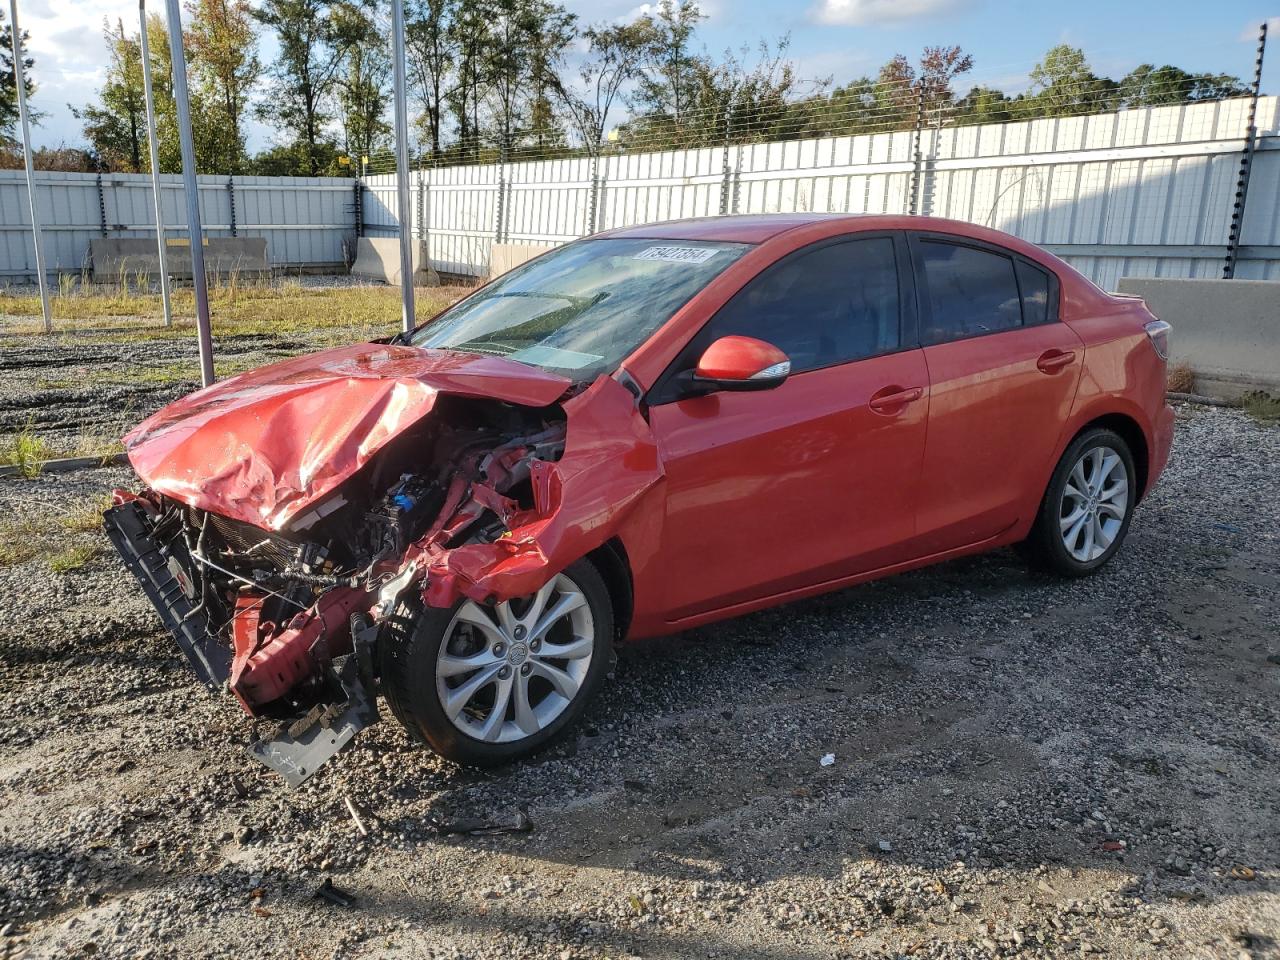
[411,237,751,381]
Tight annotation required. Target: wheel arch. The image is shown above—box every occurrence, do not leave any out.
[586,537,634,643]
[1070,412,1151,501]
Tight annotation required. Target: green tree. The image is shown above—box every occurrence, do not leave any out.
[186,0,261,173]
[557,17,656,152]
[331,1,390,163]
[254,0,344,174]
[74,19,147,172]
[406,0,454,159]
[1,9,36,145]
[446,0,492,159]
[1118,64,1246,107]
[632,0,705,129]
[1028,44,1117,117]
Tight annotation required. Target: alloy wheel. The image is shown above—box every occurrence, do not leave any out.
[1059,444,1129,563]
[435,573,595,744]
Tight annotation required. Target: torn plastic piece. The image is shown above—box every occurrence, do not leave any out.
[314,878,356,907]
[103,500,231,691]
[428,810,534,836]
[248,655,379,788]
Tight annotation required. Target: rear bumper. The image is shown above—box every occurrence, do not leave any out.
[1147,402,1176,496]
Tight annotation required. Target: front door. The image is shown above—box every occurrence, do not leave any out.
[647,234,930,621]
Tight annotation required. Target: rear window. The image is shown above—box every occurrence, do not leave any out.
[1016,260,1051,326]
[918,241,1022,344]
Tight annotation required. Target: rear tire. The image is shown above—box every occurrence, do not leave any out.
[379,559,613,766]
[1023,427,1136,578]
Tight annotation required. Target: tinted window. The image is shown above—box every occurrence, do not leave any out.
[918,241,1021,344]
[702,238,900,373]
[1016,259,1050,325]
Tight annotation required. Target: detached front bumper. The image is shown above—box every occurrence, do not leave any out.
[103,498,381,787]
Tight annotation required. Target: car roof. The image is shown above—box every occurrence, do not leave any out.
[597,213,1028,245]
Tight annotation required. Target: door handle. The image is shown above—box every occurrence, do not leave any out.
[868,386,923,414]
[1036,349,1076,373]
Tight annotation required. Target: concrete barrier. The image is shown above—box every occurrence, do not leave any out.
[350,238,439,286]
[488,243,548,279]
[1116,278,1280,399]
[90,237,269,281]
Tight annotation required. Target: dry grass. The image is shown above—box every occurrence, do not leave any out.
[1166,361,1196,394]
[0,517,43,567]
[1241,390,1280,424]
[0,280,469,340]
[58,494,115,534]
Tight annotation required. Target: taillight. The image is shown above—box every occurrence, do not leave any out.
[1144,319,1171,361]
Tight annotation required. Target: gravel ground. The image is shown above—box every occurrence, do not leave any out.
[0,362,1277,958]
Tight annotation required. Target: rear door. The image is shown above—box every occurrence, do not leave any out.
[647,233,930,621]
[908,233,1084,555]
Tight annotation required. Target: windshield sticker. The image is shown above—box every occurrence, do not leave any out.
[509,344,604,370]
[632,245,721,265]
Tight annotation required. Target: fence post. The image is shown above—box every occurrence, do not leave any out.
[354,176,364,238]
[96,172,109,237]
[719,101,733,215]
[1224,21,1267,279]
[908,85,926,216]
[495,136,508,244]
[139,0,172,327]
[587,151,601,235]
[415,172,424,240]
[226,176,237,237]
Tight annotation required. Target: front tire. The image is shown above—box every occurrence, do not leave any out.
[379,559,613,766]
[1023,427,1137,577]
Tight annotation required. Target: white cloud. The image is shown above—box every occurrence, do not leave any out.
[811,0,970,28]
[1237,17,1277,43]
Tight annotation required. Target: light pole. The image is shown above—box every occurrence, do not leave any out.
[7,0,50,333]
[163,0,215,386]
[139,0,173,327]
[390,0,415,335]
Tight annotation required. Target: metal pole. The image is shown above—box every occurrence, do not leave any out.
[139,0,173,328]
[8,0,50,333]
[390,0,415,335]
[164,0,214,385]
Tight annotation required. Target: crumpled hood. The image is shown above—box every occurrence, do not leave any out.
[124,343,571,530]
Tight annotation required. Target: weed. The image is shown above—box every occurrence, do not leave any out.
[47,544,101,573]
[1241,390,1280,424]
[0,422,54,476]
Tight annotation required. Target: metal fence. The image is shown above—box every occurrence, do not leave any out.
[2,95,1277,289]
[364,95,1280,289]
[0,171,353,280]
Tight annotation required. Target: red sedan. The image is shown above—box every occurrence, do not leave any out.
[105,214,1174,784]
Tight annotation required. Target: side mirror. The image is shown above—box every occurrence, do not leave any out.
[690,335,791,394]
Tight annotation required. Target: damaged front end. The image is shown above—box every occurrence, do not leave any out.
[105,389,576,787]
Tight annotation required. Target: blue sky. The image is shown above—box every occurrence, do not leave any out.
[16,0,1279,151]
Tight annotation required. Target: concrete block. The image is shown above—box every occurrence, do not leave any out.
[90,237,269,280]
[350,237,439,286]
[1117,277,1280,399]
[489,243,548,278]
